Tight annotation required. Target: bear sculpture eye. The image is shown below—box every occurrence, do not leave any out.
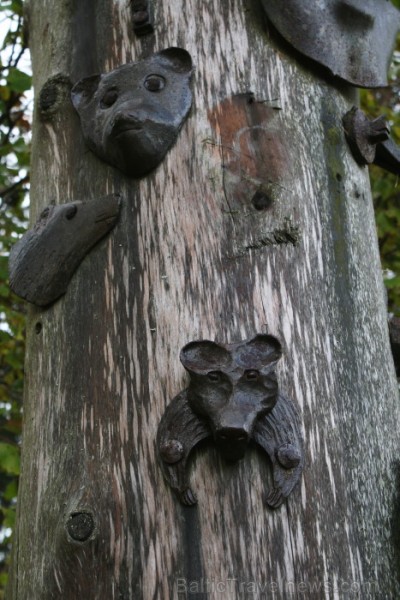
[65,204,78,220]
[100,88,118,108]
[207,371,221,382]
[245,370,259,381]
[144,74,166,92]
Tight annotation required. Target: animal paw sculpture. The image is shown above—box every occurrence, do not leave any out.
[157,334,304,508]
[71,48,193,178]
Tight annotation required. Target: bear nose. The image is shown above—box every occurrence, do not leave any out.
[111,111,145,136]
[215,428,249,462]
[216,428,249,444]
[114,111,142,125]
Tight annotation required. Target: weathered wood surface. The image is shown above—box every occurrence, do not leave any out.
[9,1,400,598]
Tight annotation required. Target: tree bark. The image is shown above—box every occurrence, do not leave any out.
[9,0,400,598]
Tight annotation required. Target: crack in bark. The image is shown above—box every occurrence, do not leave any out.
[244,221,300,252]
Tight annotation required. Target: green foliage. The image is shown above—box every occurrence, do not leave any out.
[0,444,19,476]
[0,0,30,594]
[360,32,400,315]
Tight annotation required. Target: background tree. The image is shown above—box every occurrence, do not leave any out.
[360,70,400,313]
[360,0,400,317]
[0,0,30,594]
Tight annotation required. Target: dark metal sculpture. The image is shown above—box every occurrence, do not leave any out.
[157,334,304,508]
[131,0,153,36]
[260,0,399,88]
[343,107,400,176]
[71,48,193,177]
[9,194,121,307]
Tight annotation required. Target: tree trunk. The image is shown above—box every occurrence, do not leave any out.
[9,1,400,598]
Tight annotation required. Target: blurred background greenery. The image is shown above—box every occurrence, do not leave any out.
[0,0,30,595]
[0,0,399,596]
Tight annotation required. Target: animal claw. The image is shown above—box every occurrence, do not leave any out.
[265,488,284,509]
[180,488,197,506]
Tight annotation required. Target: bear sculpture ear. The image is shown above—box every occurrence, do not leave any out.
[180,340,231,374]
[157,47,193,75]
[234,334,282,370]
[71,74,102,111]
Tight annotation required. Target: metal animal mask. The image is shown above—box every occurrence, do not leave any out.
[8,195,121,306]
[261,0,400,87]
[71,48,193,177]
[157,334,304,508]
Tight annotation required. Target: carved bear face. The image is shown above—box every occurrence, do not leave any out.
[261,0,399,87]
[71,48,193,177]
[180,334,282,461]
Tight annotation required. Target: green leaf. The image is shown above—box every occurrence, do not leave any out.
[10,0,23,16]
[1,506,16,529]
[7,68,32,94]
[3,479,17,502]
[0,443,19,475]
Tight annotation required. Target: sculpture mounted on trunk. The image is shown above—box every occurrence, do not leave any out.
[157,334,304,509]
[8,195,121,307]
[261,0,399,87]
[71,48,193,178]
